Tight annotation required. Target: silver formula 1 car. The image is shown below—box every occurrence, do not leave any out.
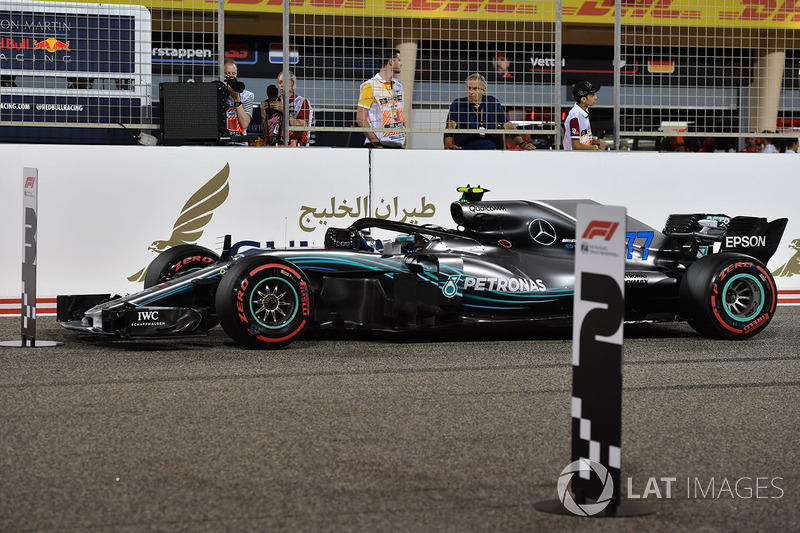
[57,187,787,349]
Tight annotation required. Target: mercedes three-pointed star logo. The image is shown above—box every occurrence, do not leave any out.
[529,218,557,246]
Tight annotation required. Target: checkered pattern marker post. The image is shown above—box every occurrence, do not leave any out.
[21,167,38,346]
[570,203,626,511]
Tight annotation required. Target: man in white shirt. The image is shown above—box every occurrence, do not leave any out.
[761,135,779,153]
[563,80,607,151]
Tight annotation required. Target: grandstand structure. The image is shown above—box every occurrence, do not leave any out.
[1,0,798,149]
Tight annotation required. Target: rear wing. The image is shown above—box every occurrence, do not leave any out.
[662,214,787,264]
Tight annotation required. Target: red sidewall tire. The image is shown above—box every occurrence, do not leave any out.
[216,256,313,349]
[680,253,777,339]
[144,245,220,288]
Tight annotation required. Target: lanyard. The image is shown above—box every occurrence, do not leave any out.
[472,104,484,128]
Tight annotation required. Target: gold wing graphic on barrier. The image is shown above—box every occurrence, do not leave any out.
[772,238,800,278]
[128,163,231,282]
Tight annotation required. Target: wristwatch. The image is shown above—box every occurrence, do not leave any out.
[233,101,242,108]
[518,140,528,147]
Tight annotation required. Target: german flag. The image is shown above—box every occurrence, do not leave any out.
[647,59,675,74]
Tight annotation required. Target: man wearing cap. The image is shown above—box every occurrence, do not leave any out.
[563,80,607,151]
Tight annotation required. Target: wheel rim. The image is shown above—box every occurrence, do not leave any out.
[249,277,299,329]
[722,273,764,322]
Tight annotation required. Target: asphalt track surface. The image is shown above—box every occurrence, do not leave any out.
[1,310,798,532]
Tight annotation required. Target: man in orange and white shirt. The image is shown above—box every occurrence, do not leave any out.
[356,48,406,148]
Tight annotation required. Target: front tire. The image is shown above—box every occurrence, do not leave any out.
[680,253,777,339]
[216,256,313,349]
[144,245,220,288]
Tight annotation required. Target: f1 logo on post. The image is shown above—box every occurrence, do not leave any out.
[24,176,36,189]
[582,220,619,241]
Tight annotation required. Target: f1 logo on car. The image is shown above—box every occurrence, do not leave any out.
[583,221,619,241]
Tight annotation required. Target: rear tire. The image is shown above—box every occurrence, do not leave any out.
[680,253,777,339]
[215,256,313,349]
[144,245,220,288]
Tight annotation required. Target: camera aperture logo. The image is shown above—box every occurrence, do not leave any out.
[557,459,614,516]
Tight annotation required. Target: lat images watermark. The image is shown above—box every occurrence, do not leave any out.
[625,476,785,500]
[556,463,786,516]
[557,459,615,516]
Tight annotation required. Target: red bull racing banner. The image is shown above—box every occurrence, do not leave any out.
[0,1,152,125]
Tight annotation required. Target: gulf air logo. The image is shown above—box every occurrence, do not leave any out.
[33,38,70,52]
[583,221,619,241]
[772,238,800,278]
[127,164,231,283]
